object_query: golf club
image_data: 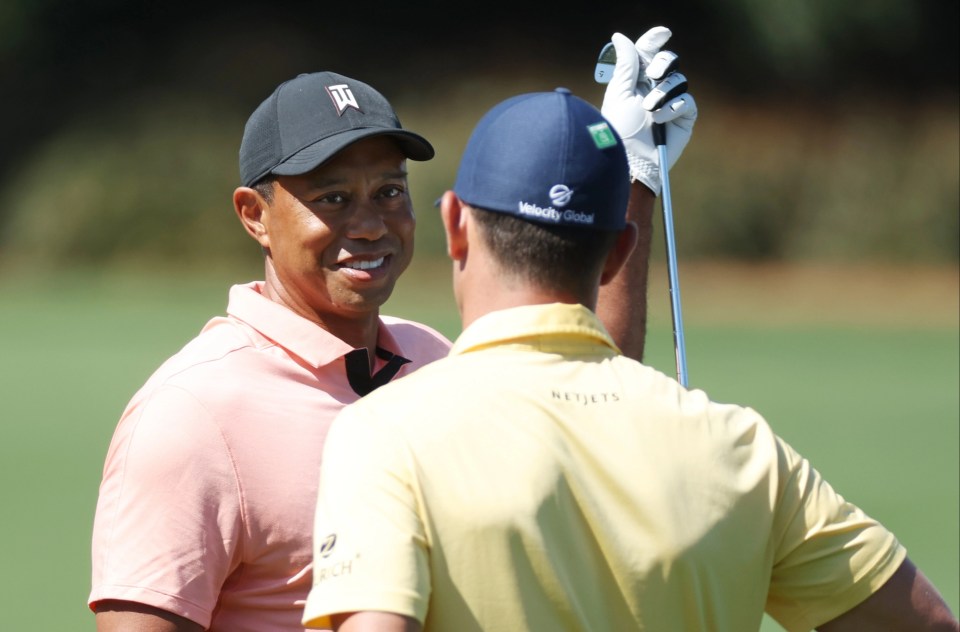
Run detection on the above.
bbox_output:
[595,41,689,386]
[654,122,688,386]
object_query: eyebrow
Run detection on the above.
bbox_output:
[307,168,410,189]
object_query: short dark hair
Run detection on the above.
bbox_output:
[252,175,277,203]
[470,207,619,295]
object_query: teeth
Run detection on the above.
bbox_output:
[344,257,385,271]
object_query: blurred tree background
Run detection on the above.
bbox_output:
[0,0,956,273]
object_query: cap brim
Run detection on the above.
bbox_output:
[271,128,435,177]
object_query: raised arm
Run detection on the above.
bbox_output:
[597,181,655,361]
[594,27,697,361]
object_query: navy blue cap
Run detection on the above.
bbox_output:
[453,88,629,231]
[239,71,434,187]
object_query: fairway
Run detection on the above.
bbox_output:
[0,263,956,630]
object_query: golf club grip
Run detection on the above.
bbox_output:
[653,122,667,147]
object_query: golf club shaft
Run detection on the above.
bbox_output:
[654,123,689,387]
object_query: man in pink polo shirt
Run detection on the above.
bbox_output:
[89,28,697,631]
[89,71,454,632]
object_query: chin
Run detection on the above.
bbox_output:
[338,286,397,315]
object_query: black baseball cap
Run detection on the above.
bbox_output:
[239,71,435,187]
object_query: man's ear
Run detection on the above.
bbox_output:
[439,190,470,262]
[233,186,270,249]
[600,221,639,286]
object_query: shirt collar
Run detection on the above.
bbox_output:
[226,281,403,369]
[450,303,620,357]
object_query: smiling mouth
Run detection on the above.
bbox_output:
[341,256,386,271]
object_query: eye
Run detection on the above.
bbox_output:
[315,192,348,205]
[379,184,405,199]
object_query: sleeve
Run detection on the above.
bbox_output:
[89,385,243,628]
[302,404,430,629]
[765,434,907,632]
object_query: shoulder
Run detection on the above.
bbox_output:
[173,308,311,375]
[122,315,276,417]
[380,314,453,344]
[609,355,779,455]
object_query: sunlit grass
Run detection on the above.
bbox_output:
[1,266,955,629]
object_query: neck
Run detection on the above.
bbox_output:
[260,273,381,353]
[459,277,594,331]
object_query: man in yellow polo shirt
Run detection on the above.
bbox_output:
[302,42,958,632]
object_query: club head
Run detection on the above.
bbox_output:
[594,42,616,84]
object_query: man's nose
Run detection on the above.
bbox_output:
[345,201,388,240]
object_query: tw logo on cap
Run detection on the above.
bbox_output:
[326,84,361,116]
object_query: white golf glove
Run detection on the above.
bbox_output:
[601,27,697,196]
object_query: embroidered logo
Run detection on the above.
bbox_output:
[587,122,617,149]
[326,84,360,116]
[318,533,337,558]
[517,200,594,226]
[549,184,573,207]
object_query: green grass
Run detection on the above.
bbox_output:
[0,268,956,630]
[667,326,960,631]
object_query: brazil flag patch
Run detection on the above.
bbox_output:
[587,122,617,149]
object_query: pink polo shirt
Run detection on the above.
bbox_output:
[89,281,452,631]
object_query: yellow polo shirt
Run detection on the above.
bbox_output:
[303,303,905,632]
